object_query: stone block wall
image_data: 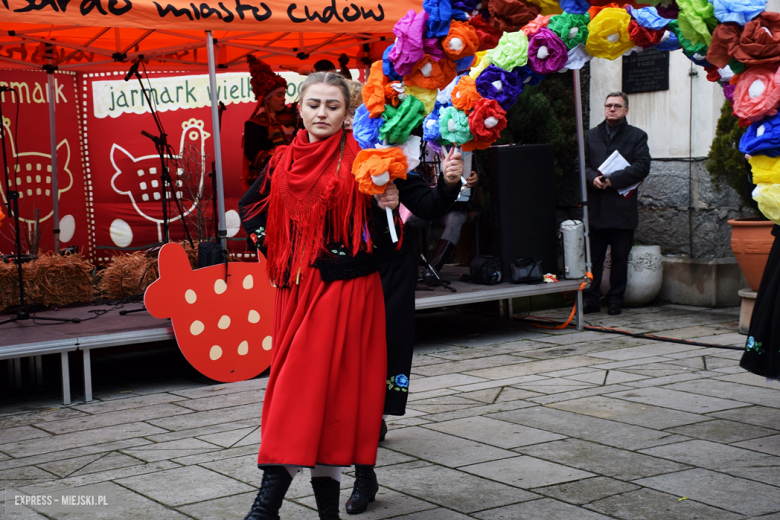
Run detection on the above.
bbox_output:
[635,159,756,258]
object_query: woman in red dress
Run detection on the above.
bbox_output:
[238,72,398,520]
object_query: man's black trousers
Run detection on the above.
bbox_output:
[584,228,635,306]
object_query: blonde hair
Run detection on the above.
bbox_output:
[346,80,363,111]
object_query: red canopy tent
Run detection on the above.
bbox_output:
[0,0,416,253]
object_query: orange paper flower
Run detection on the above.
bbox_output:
[451,76,483,114]
[443,21,481,61]
[352,148,409,196]
[522,14,554,36]
[403,55,457,90]
[384,82,403,107]
[363,61,388,118]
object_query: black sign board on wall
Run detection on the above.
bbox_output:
[622,49,670,94]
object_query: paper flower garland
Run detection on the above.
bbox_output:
[475,64,524,109]
[528,28,570,73]
[733,65,780,122]
[740,113,780,156]
[353,104,384,149]
[389,10,429,76]
[548,12,591,49]
[443,21,481,60]
[352,148,409,196]
[380,95,427,144]
[439,105,474,144]
[452,75,483,113]
[488,30,531,70]
[585,8,635,60]
[710,0,766,25]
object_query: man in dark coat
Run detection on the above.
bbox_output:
[583,91,651,315]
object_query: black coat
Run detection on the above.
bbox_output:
[581,119,651,230]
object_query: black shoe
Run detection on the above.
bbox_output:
[430,239,456,272]
[608,303,622,315]
[346,465,379,515]
[311,476,342,520]
[244,466,293,520]
[379,419,388,442]
[583,302,600,314]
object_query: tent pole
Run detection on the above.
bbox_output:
[573,68,592,331]
[206,31,227,252]
[46,66,60,253]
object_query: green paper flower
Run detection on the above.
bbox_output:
[487,30,530,72]
[380,95,427,145]
[548,12,591,50]
[669,19,710,59]
[677,0,718,46]
[439,106,474,146]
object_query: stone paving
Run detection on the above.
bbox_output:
[2,303,780,519]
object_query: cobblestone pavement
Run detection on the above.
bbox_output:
[2,304,779,519]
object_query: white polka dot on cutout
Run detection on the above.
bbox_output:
[238,341,249,356]
[218,315,231,329]
[190,320,205,335]
[262,336,273,351]
[210,345,223,360]
[214,279,227,294]
[243,275,254,289]
[248,310,260,323]
[185,289,197,304]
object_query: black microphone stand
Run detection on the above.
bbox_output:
[0,87,80,326]
[120,61,194,315]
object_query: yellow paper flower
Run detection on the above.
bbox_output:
[585,7,634,60]
[753,182,780,224]
[526,0,563,16]
[749,155,780,185]
[404,86,438,115]
[469,51,492,79]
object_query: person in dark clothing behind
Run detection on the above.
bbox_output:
[345,144,462,514]
[581,91,651,316]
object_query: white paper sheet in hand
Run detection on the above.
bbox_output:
[598,150,640,198]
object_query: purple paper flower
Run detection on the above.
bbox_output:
[527,28,569,75]
[656,1,681,19]
[389,10,429,76]
[724,83,736,103]
[475,65,524,111]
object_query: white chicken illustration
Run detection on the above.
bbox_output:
[110,118,211,242]
[0,116,73,235]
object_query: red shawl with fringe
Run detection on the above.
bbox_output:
[263,128,371,286]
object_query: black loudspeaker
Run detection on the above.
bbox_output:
[488,143,558,279]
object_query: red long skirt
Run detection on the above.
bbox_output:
[257,269,387,468]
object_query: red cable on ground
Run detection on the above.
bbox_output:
[532,272,592,330]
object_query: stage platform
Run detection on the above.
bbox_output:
[0,266,585,405]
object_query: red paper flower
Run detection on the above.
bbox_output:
[469,14,503,52]
[628,20,665,48]
[468,98,508,144]
[733,65,780,122]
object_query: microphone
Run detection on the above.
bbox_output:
[140,130,162,145]
[124,60,140,82]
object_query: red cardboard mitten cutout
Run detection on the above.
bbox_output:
[145,243,275,382]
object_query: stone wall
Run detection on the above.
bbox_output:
[635,159,756,258]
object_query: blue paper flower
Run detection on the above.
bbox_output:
[559,0,590,15]
[655,30,681,51]
[515,65,546,87]
[423,106,443,143]
[630,6,671,29]
[475,65,524,111]
[710,0,766,25]
[383,45,402,82]
[456,55,475,73]
[740,113,780,157]
[395,374,410,388]
[353,104,383,150]
[424,0,464,38]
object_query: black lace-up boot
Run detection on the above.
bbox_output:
[311,476,342,519]
[244,466,293,520]
[345,465,378,514]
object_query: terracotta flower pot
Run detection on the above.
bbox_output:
[728,218,775,291]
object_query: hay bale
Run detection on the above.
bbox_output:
[0,254,95,311]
